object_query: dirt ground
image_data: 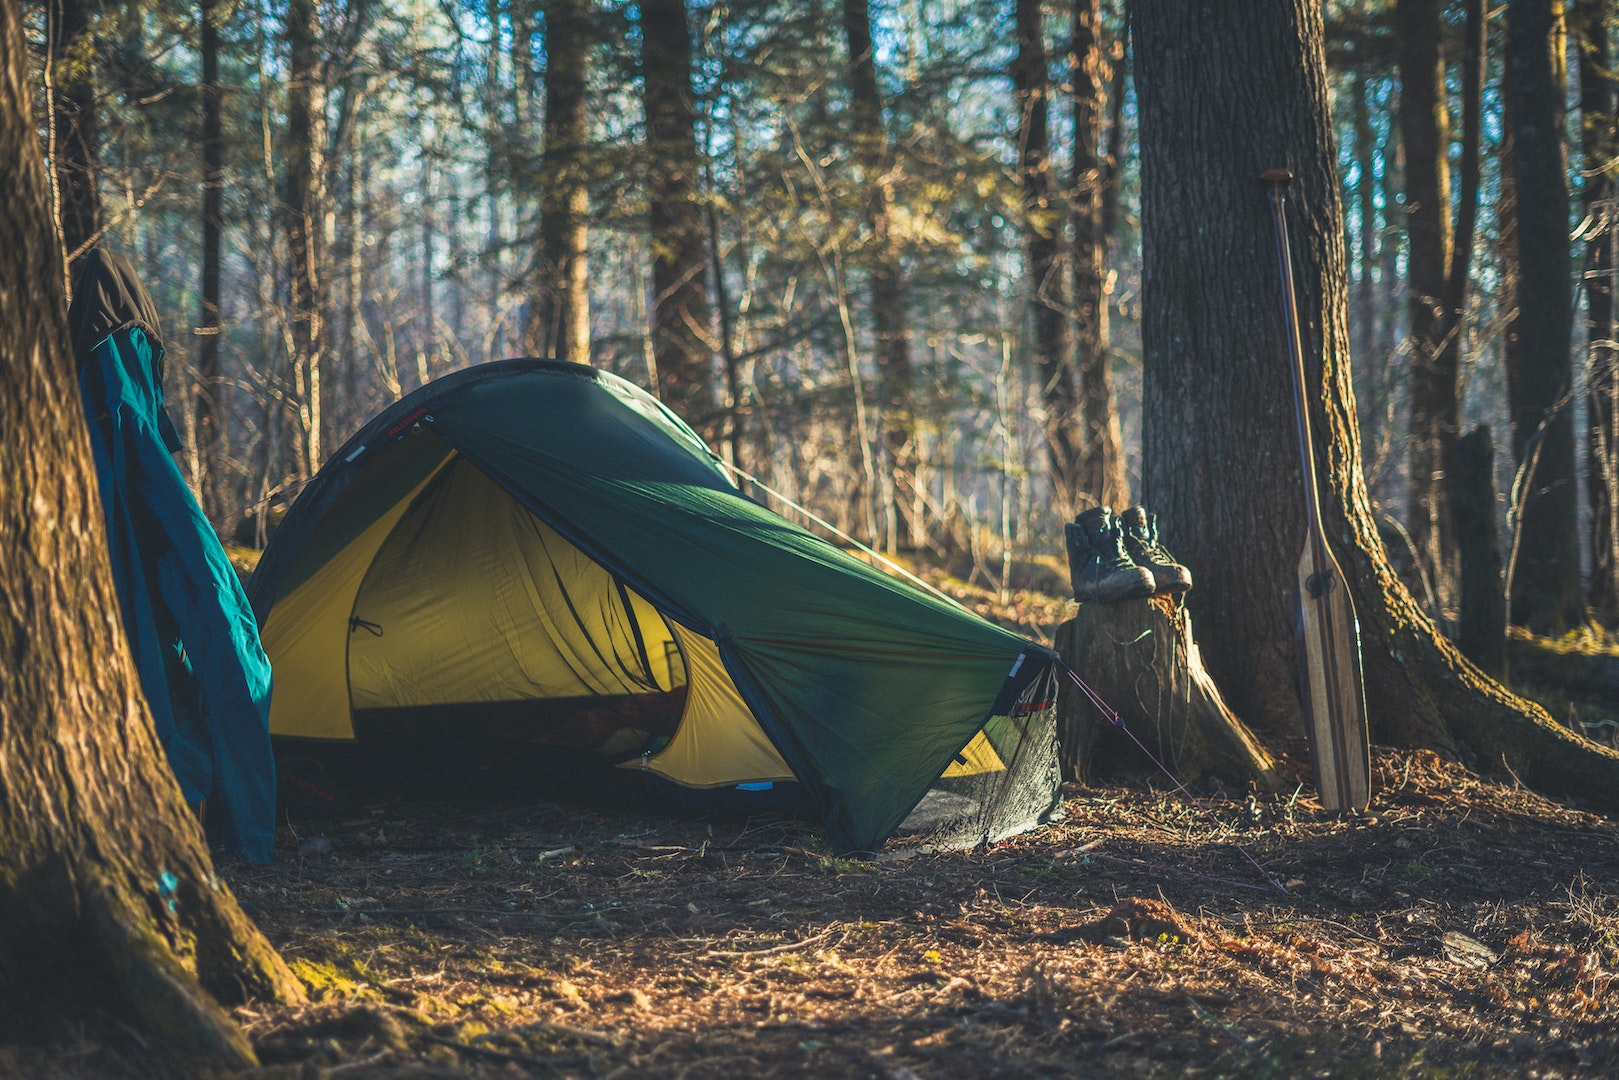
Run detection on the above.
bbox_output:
[3,743,1615,1079]
[8,580,1619,1078]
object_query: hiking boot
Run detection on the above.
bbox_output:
[1066,507,1156,603]
[1119,505,1193,596]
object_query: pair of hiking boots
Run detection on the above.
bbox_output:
[1065,506,1193,604]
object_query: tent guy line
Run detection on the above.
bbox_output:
[716,457,976,616]
[1061,663,1290,896]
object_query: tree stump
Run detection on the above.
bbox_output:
[1055,597,1280,791]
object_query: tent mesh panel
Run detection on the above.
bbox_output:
[888,664,1063,853]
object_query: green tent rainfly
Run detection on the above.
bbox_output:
[248,359,1062,853]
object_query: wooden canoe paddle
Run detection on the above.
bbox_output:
[1262,167,1372,813]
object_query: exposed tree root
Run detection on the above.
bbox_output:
[86,880,257,1067]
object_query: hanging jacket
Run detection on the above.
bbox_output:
[70,247,276,862]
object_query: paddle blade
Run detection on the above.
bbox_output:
[1295,540,1372,811]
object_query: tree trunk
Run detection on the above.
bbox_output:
[1350,65,1397,494]
[1071,0,1129,512]
[1133,0,1619,812]
[1454,424,1508,678]
[1505,0,1583,635]
[419,150,435,389]
[528,0,592,366]
[513,0,538,118]
[1441,0,1487,618]
[48,0,100,285]
[1055,602,1278,791]
[1578,0,1619,618]
[322,0,372,453]
[843,0,917,548]
[195,0,225,523]
[642,0,716,438]
[284,0,328,476]
[0,0,303,1056]
[1350,66,1378,383]
[1396,0,1461,617]
[1448,0,1485,358]
[1014,0,1081,517]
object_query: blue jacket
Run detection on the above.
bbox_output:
[71,248,275,862]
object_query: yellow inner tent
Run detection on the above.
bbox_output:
[259,452,1001,788]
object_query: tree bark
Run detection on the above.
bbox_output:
[48,0,100,284]
[284,0,328,477]
[1014,0,1082,516]
[642,0,716,439]
[1071,0,1129,512]
[1505,0,1584,635]
[528,0,592,366]
[843,0,917,548]
[1396,0,1461,616]
[1133,0,1619,812]
[0,0,302,1056]
[1577,0,1619,618]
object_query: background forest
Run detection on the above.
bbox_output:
[36,0,1609,644]
[17,2,1619,1074]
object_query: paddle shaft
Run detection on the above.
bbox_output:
[1262,168,1371,812]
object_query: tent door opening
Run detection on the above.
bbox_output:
[347,456,689,760]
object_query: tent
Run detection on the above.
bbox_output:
[248,360,1061,853]
[71,248,276,862]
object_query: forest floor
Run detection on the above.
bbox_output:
[10,578,1619,1078]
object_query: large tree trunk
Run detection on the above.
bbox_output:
[1071,0,1129,512]
[1014,0,1082,516]
[642,0,716,438]
[1578,0,1619,619]
[0,0,302,1057]
[1396,0,1461,617]
[195,0,225,523]
[843,0,917,549]
[47,0,100,285]
[1505,0,1584,635]
[528,0,592,366]
[1133,0,1619,811]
